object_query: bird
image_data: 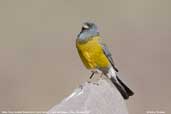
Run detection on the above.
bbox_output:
[76,22,134,99]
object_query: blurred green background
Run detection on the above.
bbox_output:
[0,0,170,114]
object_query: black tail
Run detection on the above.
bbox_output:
[110,76,134,100]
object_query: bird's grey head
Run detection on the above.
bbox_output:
[77,22,99,42]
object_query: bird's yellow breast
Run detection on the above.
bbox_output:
[76,36,110,69]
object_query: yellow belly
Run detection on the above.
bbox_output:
[76,36,110,69]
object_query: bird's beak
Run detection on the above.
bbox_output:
[82,24,89,29]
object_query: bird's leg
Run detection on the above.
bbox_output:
[89,72,95,79]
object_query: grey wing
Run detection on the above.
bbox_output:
[101,43,119,72]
